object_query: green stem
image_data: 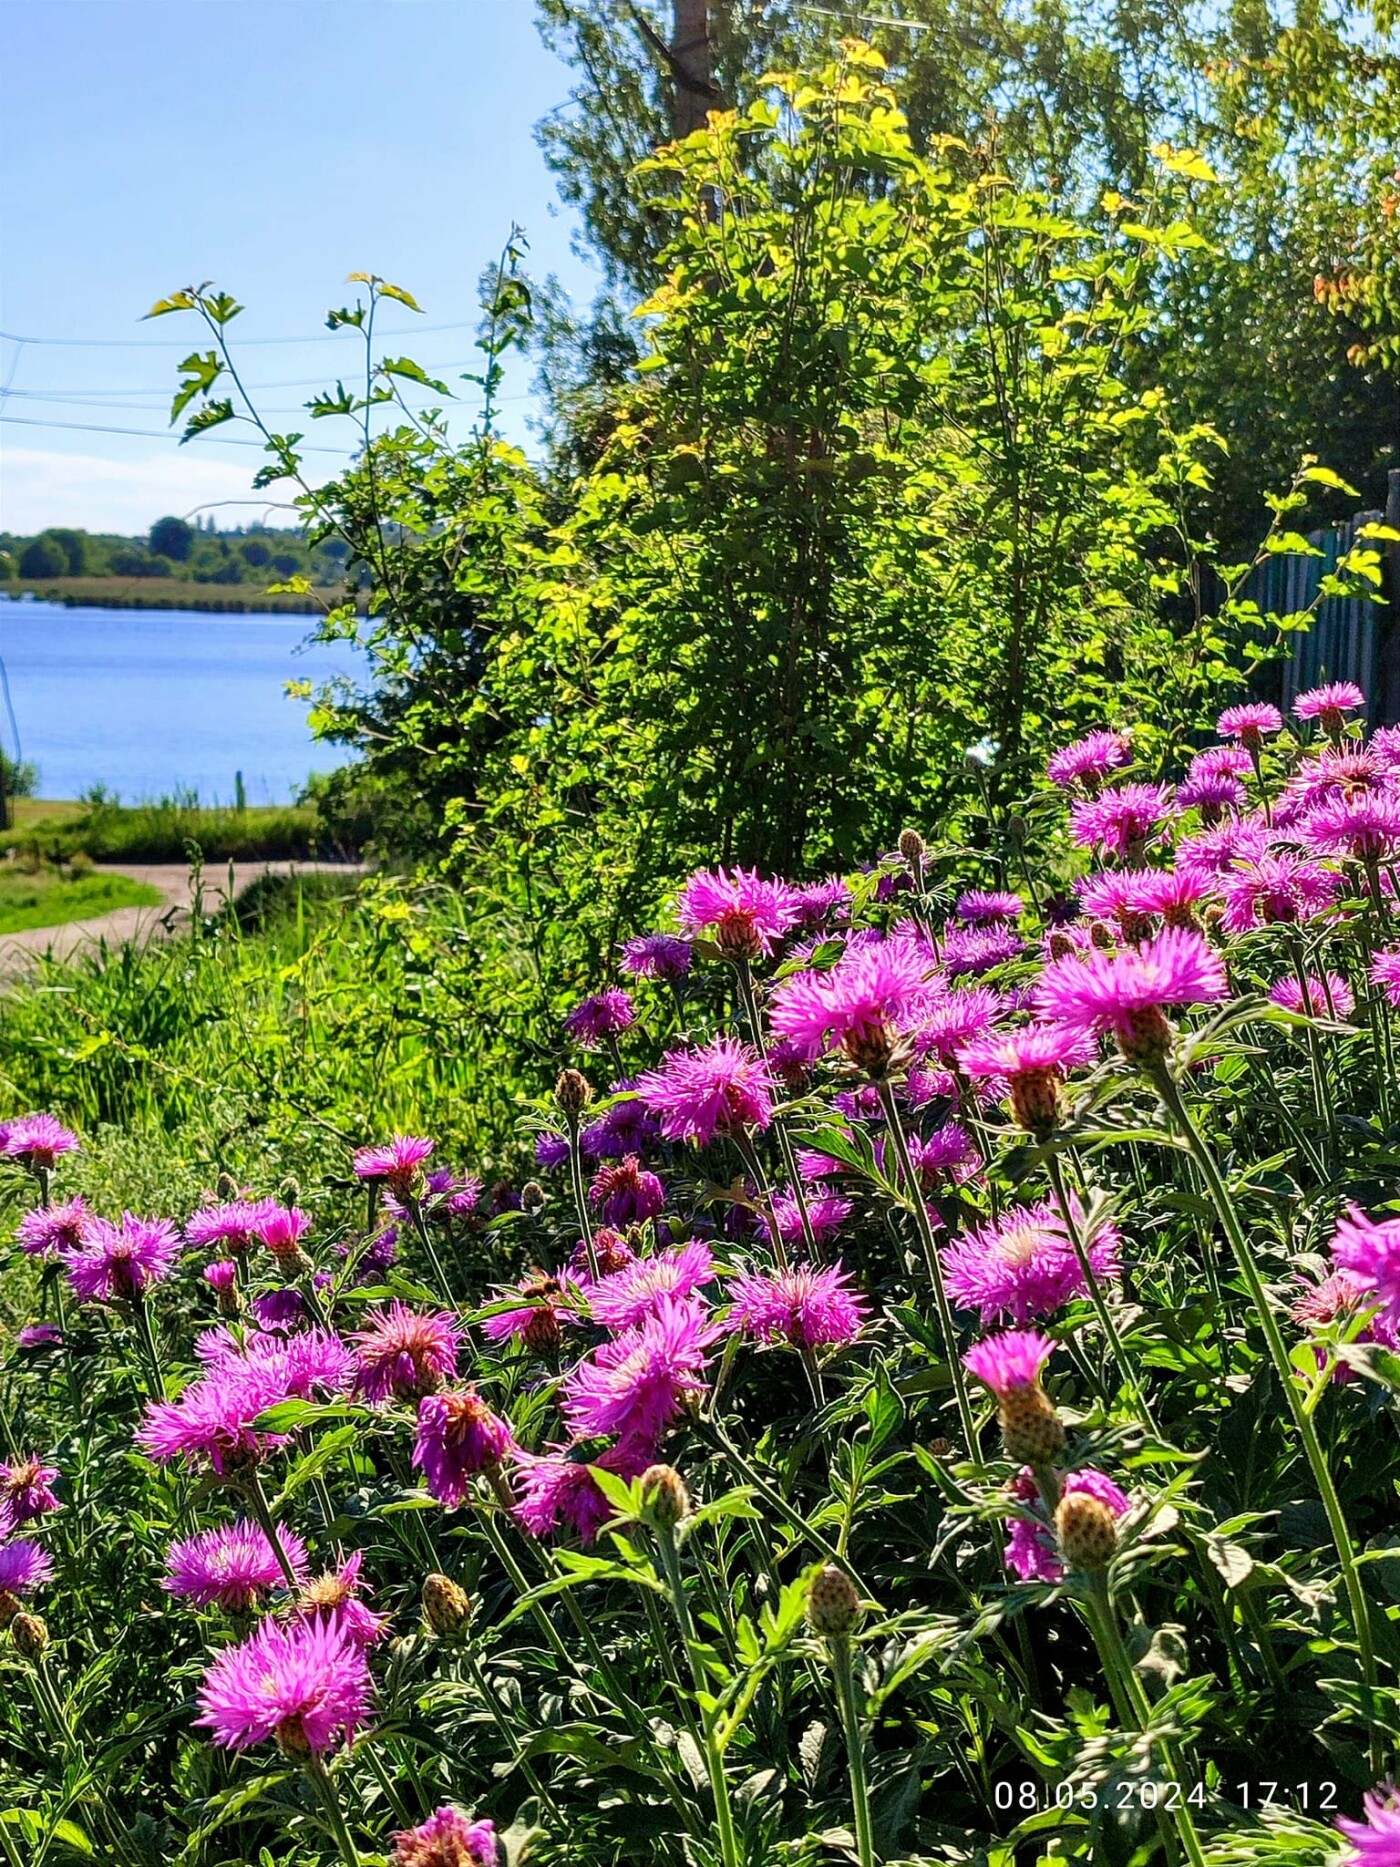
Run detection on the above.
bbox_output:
[565,1116,599,1282]
[461,1645,560,1816]
[244,1470,301,1589]
[406,1197,457,1307]
[304,1756,362,1867]
[735,956,821,1262]
[656,1527,741,1867]
[1150,1061,1379,1773]
[1044,1153,1156,1432]
[876,1082,979,1453]
[696,1415,867,1595]
[828,1635,878,1867]
[130,1292,166,1401]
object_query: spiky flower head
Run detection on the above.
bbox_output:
[292,1551,389,1650]
[588,1154,665,1228]
[353,1135,435,1200]
[512,1440,651,1545]
[1371,949,1400,1010]
[481,1271,580,1353]
[163,1520,309,1612]
[769,939,936,1075]
[943,1199,1120,1327]
[413,1389,516,1506]
[1294,680,1364,735]
[964,1330,1063,1465]
[621,933,693,981]
[1336,1784,1400,1865]
[957,1023,1094,1140]
[185,1200,267,1256]
[64,1213,178,1304]
[561,1296,719,1444]
[807,1564,861,1638]
[728,1262,868,1350]
[195,1615,372,1757]
[1046,731,1132,793]
[16,1197,91,1259]
[676,866,802,961]
[1069,784,1175,863]
[1004,1468,1129,1583]
[392,1808,499,1867]
[1218,851,1339,933]
[252,1202,313,1269]
[564,989,637,1050]
[353,1302,461,1403]
[0,1458,60,1533]
[3,1114,79,1172]
[1330,1206,1400,1329]
[0,1539,54,1619]
[1217,701,1283,747]
[1035,927,1228,1063]
[955,890,1023,925]
[589,1242,715,1332]
[1268,973,1355,1019]
[636,1037,774,1145]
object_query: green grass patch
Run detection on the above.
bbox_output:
[1,798,335,863]
[0,864,162,934]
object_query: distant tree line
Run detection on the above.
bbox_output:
[0,522,353,589]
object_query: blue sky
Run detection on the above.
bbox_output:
[0,0,597,535]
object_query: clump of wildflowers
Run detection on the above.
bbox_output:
[195,1616,371,1756]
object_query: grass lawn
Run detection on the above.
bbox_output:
[0,864,162,935]
[1,798,326,863]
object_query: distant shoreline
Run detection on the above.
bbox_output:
[3,579,364,615]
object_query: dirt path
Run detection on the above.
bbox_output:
[0,861,364,972]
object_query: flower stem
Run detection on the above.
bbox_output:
[1150,1060,1379,1772]
[406,1197,457,1308]
[655,1524,741,1867]
[304,1756,361,1867]
[244,1470,301,1589]
[1043,1153,1156,1433]
[735,956,821,1262]
[876,1083,978,1454]
[564,1115,599,1282]
[827,1633,878,1867]
[129,1292,166,1401]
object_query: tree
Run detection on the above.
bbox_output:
[240,539,271,568]
[149,515,194,561]
[19,536,66,579]
[46,528,90,575]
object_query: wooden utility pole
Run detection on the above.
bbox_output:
[629,1,723,140]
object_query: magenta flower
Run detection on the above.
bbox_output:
[1331,1206,1400,1328]
[0,1538,53,1600]
[16,1197,91,1259]
[676,866,802,959]
[64,1213,178,1304]
[561,1296,719,1443]
[581,1087,662,1161]
[769,939,936,1068]
[1069,784,1175,862]
[964,1328,1056,1398]
[1078,870,1156,934]
[252,1202,313,1264]
[1190,744,1253,781]
[621,933,693,981]
[1337,1785,1400,1865]
[1218,850,1340,932]
[1268,973,1354,1019]
[353,1302,461,1403]
[196,1615,371,1755]
[353,1135,435,1200]
[204,1260,238,1294]
[0,1458,60,1533]
[728,1261,868,1349]
[185,1201,267,1255]
[636,1037,774,1145]
[1175,819,1271,883]
[904,1121,979,1183]
[1295,680,1365,731]
[956,890,1023,925]
[564,988,637,1050]
[1127,869,1216,929]
[163,1520,309,1611]
[1035,927,1228,1061]
[758,1184,852,1250]
[944,1199,1120,1326]
[481,1271,580,1353]
[940,924,1024,977]
[293,1551,389,1650]
[1292,1269,1395,1383]
[1217,702,1283,746]
[1371,949,1400,1009]
[1177,768,1246,817]
[1286,749,1388,811]
[589,1242,716,1331]
[3,1114,78,1171]
[392,1807,498,1867]
[251,1289,308,1333]
[416,1168,483,1221]
[791,877,853,927]
[512,1440,651,1544]
[1004,1468,1129,1584]
[1374,727,1400,770]
[15,1324,63,1350]
[1303,791,1400,863]
[1046,731,1132,791]
[917,986,1003,1064]
[958,1023,1095,1084]
[138,1332,349,1474]
[413,1389,516,1505]
[535,1131,570,1170]
[588,1154,665,1227]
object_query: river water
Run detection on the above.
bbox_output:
[0,601,364,804]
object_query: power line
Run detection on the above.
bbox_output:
[0,320,481,351]
[0,413,353,455]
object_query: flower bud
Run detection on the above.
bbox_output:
[277,1177,301,1208]
[556,1069,593,1118]
[998,1383,1066,1467]
[898,828,927,868]
[1008,1068,1062,1142]
[0,1590,20,1630]
[1117,1004,1174,1066]
[519,1180,546,1215]
[807,1563,861,1639]
[11,1612,47,1660]
[422,1571,472,1640]
[1054,1491,1120,1570]
[1047,930,1078,962]
[714,911,763,964]
[215,1171,239,1201]
[639,1464,690,1530]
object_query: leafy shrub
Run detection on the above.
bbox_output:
[7,682,1400,1862]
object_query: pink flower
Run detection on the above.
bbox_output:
[204,1260,238,1294]
[292,1551,389,1650]
[564,989,637,1049]
[64,1213,178,1304]
[1217,702,1283,746]
[481,1271,581,1353]
[958,1022,1094,1084]
[963,1328,1056,1398]
[940,924,1024,977]
[1046,731,1132,791]
[1218,851,1339,932]
[728,1261,868,1349]
[353,1303,461,1403]
[955,890,1023,925]
[1337,1784,1400,1865]
[1004,1468,1129,1584]
[917,986,1003,1064]
[195,1616,372,1755]
[588,1154,665,1227]
[1291,1269,1395,1383]
[163,1520,309,1611]
[621,933,693,980]
[0,1457,60,1533]
[1331,1206,1400,1328]
[253,1202,313,1264]
[0,1539,53,1599]
[1189,744,1253,781]
[589,1242,715,1331]
[16,1324,62,1350]
[1286,749,1389,811]
[758,1184,852,1249]
[1303,791,1400,862]
[1268,973,1354,1019]
[769,939,937,1067]
[1371,949,1400,1009]
[138,1332,350,1473]
[791,877,853,927]
[1295,680,1365,730]
[16,1197,91,1258]
[413,1389,516,1505]
[560,1296,719,1443]
[1177,768,1246,816]
[1175,819,1271,883]
[392,1808,498,1867]
[636,1037,774,1144]
[3,1114,78,1171]
[943,1199,1120,1327]
[185,1201,267,1255]
[1078,870,1158,934]
[353,1135,435,1199]
[1069,784,1175,862]
[1034,927,1228,1061]
[512,1440,651,1544]
[676,867,802,959]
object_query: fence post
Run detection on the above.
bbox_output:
[1375,471,1400,727]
